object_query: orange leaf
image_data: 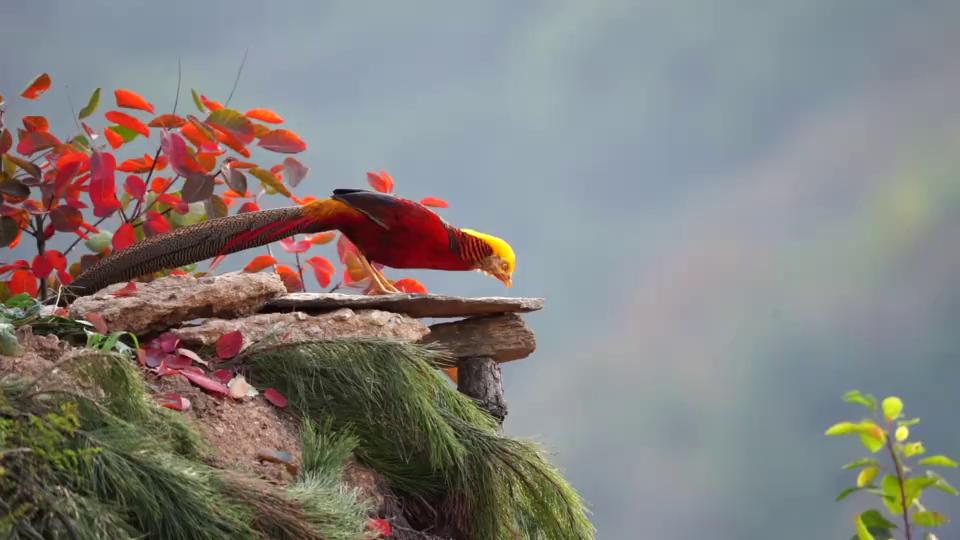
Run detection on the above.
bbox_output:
[228,160,256,169]
[200,95,223,111]
[243,254,277,273]
[306,255,335,276]
[114,88,155,114]
[21,73,51,99]
[257,129,306,154]
[420,197,448,208]
[105,111,150,137]
[151,177,173,194]
[275,264,303,293]
[245,108,284,124]
[442,367,458,384]
[104,128,124,149]
[148,114,186,128]
[393,278,428,294]
[22,116,49,132]
[112,223,136,251]
[307,231,335,245]
[366,170,394,193]
[195,152,218,172]
[179,122,213,147]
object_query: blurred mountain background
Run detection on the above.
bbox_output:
[4,1,960,538]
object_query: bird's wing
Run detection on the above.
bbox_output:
[330,189,429,230]
[331,188,461,251]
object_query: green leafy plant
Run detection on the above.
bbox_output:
[826,390,958,540]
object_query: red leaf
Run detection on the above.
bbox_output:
[306,256,334,288]
[257,129,306,153]
[245,108,284,123]
[166,353,193,370]
[366,170,394,193]
[216,330,244,359]
[31,254,54,279]
[212,369,233,384]
[263,388,288,408]
[105,111,150,137]
[237,201,260,214]
[420,196,448,208]
[275,265,303,293]
[8,269,38,296]
[279,236,311,254]
[154,392,191,411]
[124,175,146,199]
[111,281,138,297]
[161,131,203,177]
[112,223,135,251]
[50,206,83,232]
[89,151,122,218]
[154,331,180,353]
[145,211,172,235]
[367,518,392,536]
[16,131,60,155]
[21,73,51,99]
[85,312,109,334]
[393,278,428,294]
[243,255,277,273]
[0,129,12,154]
[114,89,155,114]
[22,116,49,132]
[180,370,231,396]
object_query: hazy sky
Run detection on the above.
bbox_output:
[5,2,960,538]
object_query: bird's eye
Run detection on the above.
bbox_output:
[500,261,509,271]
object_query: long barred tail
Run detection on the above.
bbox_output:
[62,205,334,304]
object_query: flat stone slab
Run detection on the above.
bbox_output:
[262,293,544,319]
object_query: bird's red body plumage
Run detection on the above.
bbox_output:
[308,189,485,271]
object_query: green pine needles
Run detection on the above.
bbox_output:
[0,351,373,539]
[244,338,596,540]
[1,334,595,539]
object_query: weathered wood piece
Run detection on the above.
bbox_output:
[420,313,536,364]
[419,313,535,425]
[263,292,544,319]
[457,356,507,424]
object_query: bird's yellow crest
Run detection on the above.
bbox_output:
[460,228,515,287]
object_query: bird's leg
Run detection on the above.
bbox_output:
[357,252,401,295]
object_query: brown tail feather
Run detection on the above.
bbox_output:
[62,206,332,304]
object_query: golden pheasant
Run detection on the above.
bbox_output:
[65,188,515,301]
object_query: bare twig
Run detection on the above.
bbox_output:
[224,47,250,107]
[886,433,913,540]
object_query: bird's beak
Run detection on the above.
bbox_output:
[497,274,512,288]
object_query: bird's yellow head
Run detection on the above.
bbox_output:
[460,228,515,288]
